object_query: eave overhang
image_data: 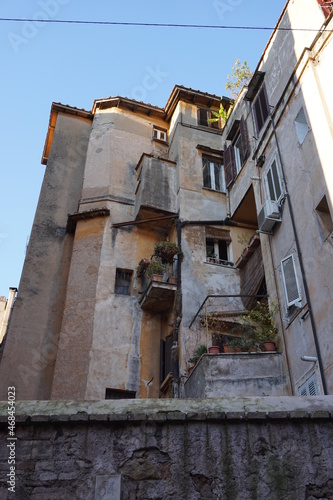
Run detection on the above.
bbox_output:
[41,103,92,165]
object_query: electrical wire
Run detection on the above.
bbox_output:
[0,18,331,32]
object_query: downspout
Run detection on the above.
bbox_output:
[270,113,327,395]
[171,218,182,398]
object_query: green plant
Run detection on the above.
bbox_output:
[146,260,166,278]
[136,258,150,279]
[225,58,253,99]
[243,301,278,343]
[207,103,232,129]
[189,344,207,365]
[237,231,250,247]
[226,301,278,352]
[154,241,182,263]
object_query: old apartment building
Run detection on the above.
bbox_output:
[0,0,332,401]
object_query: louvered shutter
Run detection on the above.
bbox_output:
[281,254,302,308]
[224,144,236,188]
[239,116,250,161]
[298,374,319,396]
[317,0,333,18]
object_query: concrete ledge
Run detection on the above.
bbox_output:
[0,397,332,424]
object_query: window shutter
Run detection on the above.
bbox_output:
[224,144,236,188]
[198,108,209,127]
[281,255,302,307]
[239,116,250,160]
[317,0,333,18]
[298,374,319,396]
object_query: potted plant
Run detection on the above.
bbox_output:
[189,344,207,366]
[207,251,217,263]
[235,302,278,352]
[208,345,220,354]
[223,336,247,353]
[136,258,150,279]
[154,241,182,264]
[146,260,166,281]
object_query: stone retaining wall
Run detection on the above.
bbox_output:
[0,397,333,499]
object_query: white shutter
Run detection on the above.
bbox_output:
[298,374,319,396]
[281,254,302,308]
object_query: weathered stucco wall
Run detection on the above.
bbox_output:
[0,398,332,499]
[185,353,289,398]
[0,113,92,401]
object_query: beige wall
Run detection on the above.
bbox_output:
[0,113,92,400]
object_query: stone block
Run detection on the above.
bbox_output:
[95,474,121,500]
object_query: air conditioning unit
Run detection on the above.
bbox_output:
[258,200,281,232]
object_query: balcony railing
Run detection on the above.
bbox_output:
[206,256,234,267]
[139,258,177,312]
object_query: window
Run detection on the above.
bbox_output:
[281,254,302,308]
[203,157,225,192]
[160,334,173,383]
[205,228,233,266]
[265,157,283,203]
[317,0,333,18]
[298,374,319,396]
[224,116,249,187]
[105,388,136,399]
[153,126,167,142]
[315,195,333,240]
[115,269,133,295]
[197,108,221,129]
[295,107,310,144]
[234,133,245,175]
[253,84,269,134]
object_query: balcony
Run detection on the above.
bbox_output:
[134,154,177,224]
[184,351,289,398]
[138,259,177,312]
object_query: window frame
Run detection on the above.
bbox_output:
[265,156,283,203]
[253,83,270,135]
[115,268,133,296]
[153,126,168,142]
[202,156,225,193]
[280,254,302,309]
[197,108,221,129]
[206,237,233,266]
[295,107,310,145]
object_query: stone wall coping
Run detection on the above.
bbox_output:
[0,397,332,424]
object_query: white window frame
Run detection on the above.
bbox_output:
[203,157,225,193]
[281,254,302,308]
[206,238,232,265]
[298,374,319,396]
[153,127,167,142]
[265,156,283,203]
[233,133,244,175]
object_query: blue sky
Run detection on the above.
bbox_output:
[0,0,287,297]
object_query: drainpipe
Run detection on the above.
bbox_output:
[270,113,327,395]
[171,218,182,397]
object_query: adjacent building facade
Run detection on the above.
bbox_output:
[0,0,332,400]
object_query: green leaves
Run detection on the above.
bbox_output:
[225,58,253,99]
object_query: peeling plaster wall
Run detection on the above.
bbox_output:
[0,113,92,401]
[0,398,332,500]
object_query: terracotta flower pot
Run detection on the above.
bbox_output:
[223,345,241,353]
[263,340,276,352]
[152,274,163,282]
[208,346,220,354]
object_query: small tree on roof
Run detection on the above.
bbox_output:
[225,59,253,99]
